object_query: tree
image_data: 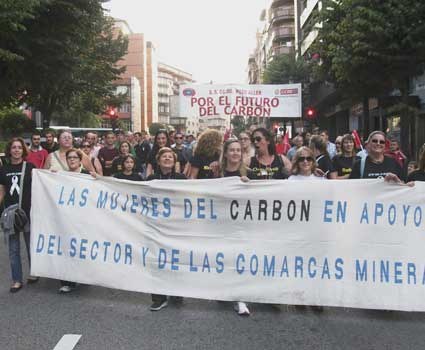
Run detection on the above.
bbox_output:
[263,54,311,85]
[0,0,41,63]
[0,0,128,127]
[0,107,35,137]
[315,0,425,152]
[149,123,167,136]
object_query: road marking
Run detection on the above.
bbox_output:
[53,334,82,350]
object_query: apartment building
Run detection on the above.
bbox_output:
[248,0,296,84]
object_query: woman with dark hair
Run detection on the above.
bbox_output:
[332,134,360,179]
[0,137,36,292]
[249,127,291,180]
[113,155,143,181]
[146,147,186,311]
[44,130,94,172]
[289,147,324,181]
[189,129,223,179]
[146,130,171,177]
[309,135,337,179]
[111,141,140,176]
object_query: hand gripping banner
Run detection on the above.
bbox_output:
[31,170,425,311]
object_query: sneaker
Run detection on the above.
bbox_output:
[150,299,168,311]
[234,302,250,316]
[59,285,72,293]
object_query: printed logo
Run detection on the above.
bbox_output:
[183,88,196,97]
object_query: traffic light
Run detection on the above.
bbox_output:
[305,107,316,119]
[106,108,118,130]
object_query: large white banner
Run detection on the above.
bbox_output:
[179,84,302,119]
[31,170,425,311]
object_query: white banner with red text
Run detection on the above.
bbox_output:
[31,170,425,311]
[179,83,302,119]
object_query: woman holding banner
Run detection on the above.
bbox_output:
[288,147,324,181]
[57,148,96,293]
[146,130,172,178]
[146,147,186,311]
[349,131,403,181]
[249,128,291,180]
[407,144,425,182]
[332,134,360,179]
[220,138,251,315]
[0,137,36,293]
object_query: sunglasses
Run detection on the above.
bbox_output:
[298,156,314,162]
[82,144,91,148]
[175,136,183,139]
[252,136,263,143]
[371,139,386,145]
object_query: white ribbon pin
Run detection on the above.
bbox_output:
[10,175,20,196]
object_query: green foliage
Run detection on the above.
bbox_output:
[315,0,425,98]
[230,115,256,136]
[263,54,311,85]
[0,0,41,62]
[149,123,167,136]
[0,0,128,126]
[0,108,35,137]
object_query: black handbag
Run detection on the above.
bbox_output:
[14,162,29,232]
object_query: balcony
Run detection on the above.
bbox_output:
[270,7,294,23]
[272,45,294,56]
[271,26,295,41]
[272,0,293,6]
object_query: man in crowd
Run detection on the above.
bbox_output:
[85,132,101,159]
[41,130,59,154]
[320,129,336,159]
[97,132,119,176]
[26,132,49,168]
[172,132,188,173]
[385,138,407,169]
[286,135,304,161]
[134,130,151,176]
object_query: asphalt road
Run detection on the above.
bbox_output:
[1,236,425,350]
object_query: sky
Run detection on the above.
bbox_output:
[103,0,267,84]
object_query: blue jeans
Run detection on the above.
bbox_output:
[8,231,31,283]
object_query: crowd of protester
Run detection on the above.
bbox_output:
[0,126,424,316]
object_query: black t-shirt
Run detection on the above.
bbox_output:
[134,141,151,164]
[407,170,425,182]
[114,172,143,181]
[173,147,188,172]
[332,155,360,177]
[0,162,35,216]
[146,172,187,181]
[249,155,288,180]
[190,154,220,179]
[223,169,254,178]
[350,156,403,179]
[316,154,334,177]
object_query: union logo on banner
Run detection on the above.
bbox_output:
[182,88,196,97]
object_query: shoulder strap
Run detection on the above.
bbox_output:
[53,151,67,171]
[360,156,367,179]
[18,162,26,208]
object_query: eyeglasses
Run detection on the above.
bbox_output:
[252,136,263,143]
[67,156,80,160]
[298,156,314,162]
[371,139,386,145]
